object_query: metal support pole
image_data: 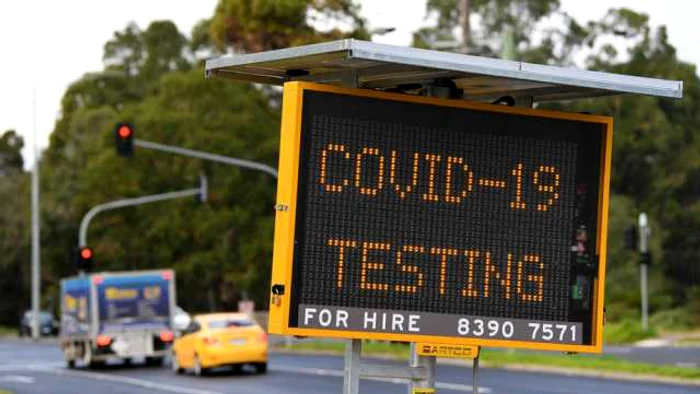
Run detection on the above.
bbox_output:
[473,349,480,393]
[30,88,40,339]
[343,339,361,394]
[641,264,649,330]
[134,139,278,179]
[79,181,206,248]
[638,212,650,330]
[408,343,435,393]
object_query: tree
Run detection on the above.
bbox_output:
[209,0,369,53]
[0,131,28,324]
[413,4,700,322]
[415,0,571,63]
[36,0,372,313]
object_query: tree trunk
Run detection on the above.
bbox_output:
[459,0,470,54]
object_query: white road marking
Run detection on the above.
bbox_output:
[0,362,63,371]
[0,375,36,384]
[38,368,224,394]
[0,364,222,394]
[271,364,492,393]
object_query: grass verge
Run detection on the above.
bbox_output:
[276,340,700,381]
[603,320,656,344]
[0,326,17,337]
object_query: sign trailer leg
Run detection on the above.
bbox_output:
[343,339,361,394]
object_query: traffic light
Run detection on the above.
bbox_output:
[624,225,638,251]
[76,246,94,272]
[114,123,134,157]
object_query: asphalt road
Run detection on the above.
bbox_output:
[603,345,700,368]
[0,339,698,394]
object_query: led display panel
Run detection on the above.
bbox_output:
[268,82,612,353]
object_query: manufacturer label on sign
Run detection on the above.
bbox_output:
[268,82,612,353]
[417,343,479,359]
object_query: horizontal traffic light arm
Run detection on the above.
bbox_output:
[78,184,205,247]
[133,139,278,179]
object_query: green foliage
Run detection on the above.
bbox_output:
[2,0,699,331]
[0,0,369,321]
[604,319,656,344]
[415,4,700,328]
[649,308,696,331]
[209,0,368,53]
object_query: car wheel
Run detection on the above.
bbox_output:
[193,355,206,377]
[171,353,183,374]
[254,362,267,374]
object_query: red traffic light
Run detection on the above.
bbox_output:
[114,123,134,157]
[117,125,133,139]
[80,247,93,260]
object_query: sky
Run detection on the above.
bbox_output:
[1,0,698,167]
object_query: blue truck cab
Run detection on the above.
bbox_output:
[60,269,176,368]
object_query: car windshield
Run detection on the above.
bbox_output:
[208,319,254,329]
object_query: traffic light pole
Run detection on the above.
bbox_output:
[78,175,207,248]
[133,139,278,179]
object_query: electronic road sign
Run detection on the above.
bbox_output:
[268,82,612,353]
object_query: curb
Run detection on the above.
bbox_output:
[270,347,700,387]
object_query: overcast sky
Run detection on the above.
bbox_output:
[1,0,697,166]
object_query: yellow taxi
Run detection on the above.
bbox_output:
[171,313,268,376]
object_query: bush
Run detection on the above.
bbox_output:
[649,308,695,331]
[604,319,656,344]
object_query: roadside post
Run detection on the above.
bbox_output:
[205,39,682,393]
[638,213,651,330]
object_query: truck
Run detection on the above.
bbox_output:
[59,269,176,368]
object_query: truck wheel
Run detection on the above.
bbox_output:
[83,345,104,369]
[171,353,183,374]
[146,356,164,367]
[66,359,76,369]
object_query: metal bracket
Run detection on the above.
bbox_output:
[341,69,359,89]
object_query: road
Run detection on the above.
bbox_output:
[0,339,697,394]
[603,345,700,368]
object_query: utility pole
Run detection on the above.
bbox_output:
[459,0,471,54]
[31,88,40,339]
[638,213,650,330]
